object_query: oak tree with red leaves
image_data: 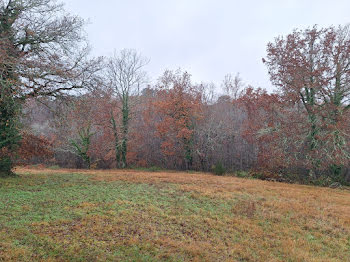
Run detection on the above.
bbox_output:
[264,25,350,179]
[155,70,202,170]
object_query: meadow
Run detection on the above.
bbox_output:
[0,167,349,261]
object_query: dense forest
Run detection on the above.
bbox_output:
[1,0,350,186]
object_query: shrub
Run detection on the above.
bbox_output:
[212,162,226,176]
[148,166,162,172]
[0,157,14,177]
[235,171,249,178]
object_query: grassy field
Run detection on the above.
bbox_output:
[0,168,349,261]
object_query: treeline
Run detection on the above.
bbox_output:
[22,69,257,173]
[22,49,350,185]
[1,1,350,185]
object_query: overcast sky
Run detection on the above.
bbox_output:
[63,0,350,92]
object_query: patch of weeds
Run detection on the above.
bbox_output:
[306,233,316,242]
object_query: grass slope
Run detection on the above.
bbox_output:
[0,167,349,261]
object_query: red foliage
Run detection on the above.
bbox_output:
[17,132,53,164]
[154,70,203,168]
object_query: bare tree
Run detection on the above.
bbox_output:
[0,0,102,97]
[107,49,149,168]
[222,73,244,99]
[198,82,216,104]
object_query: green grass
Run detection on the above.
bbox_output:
[0,172,232,261]
[0,169,349,261]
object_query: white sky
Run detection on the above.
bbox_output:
[63,0,350,92]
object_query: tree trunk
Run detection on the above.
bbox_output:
[0,84,21,176]
[121,96,129,168]
[111,113,121,168]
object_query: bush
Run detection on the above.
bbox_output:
[212,162,226,176]
[0,157,14,177]
[148,166,163,172]
[235,171,249,178]
[282,166,350,187]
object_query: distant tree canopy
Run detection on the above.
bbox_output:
[0,0,101,176]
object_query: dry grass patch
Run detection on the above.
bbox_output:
[3,167,350,261]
